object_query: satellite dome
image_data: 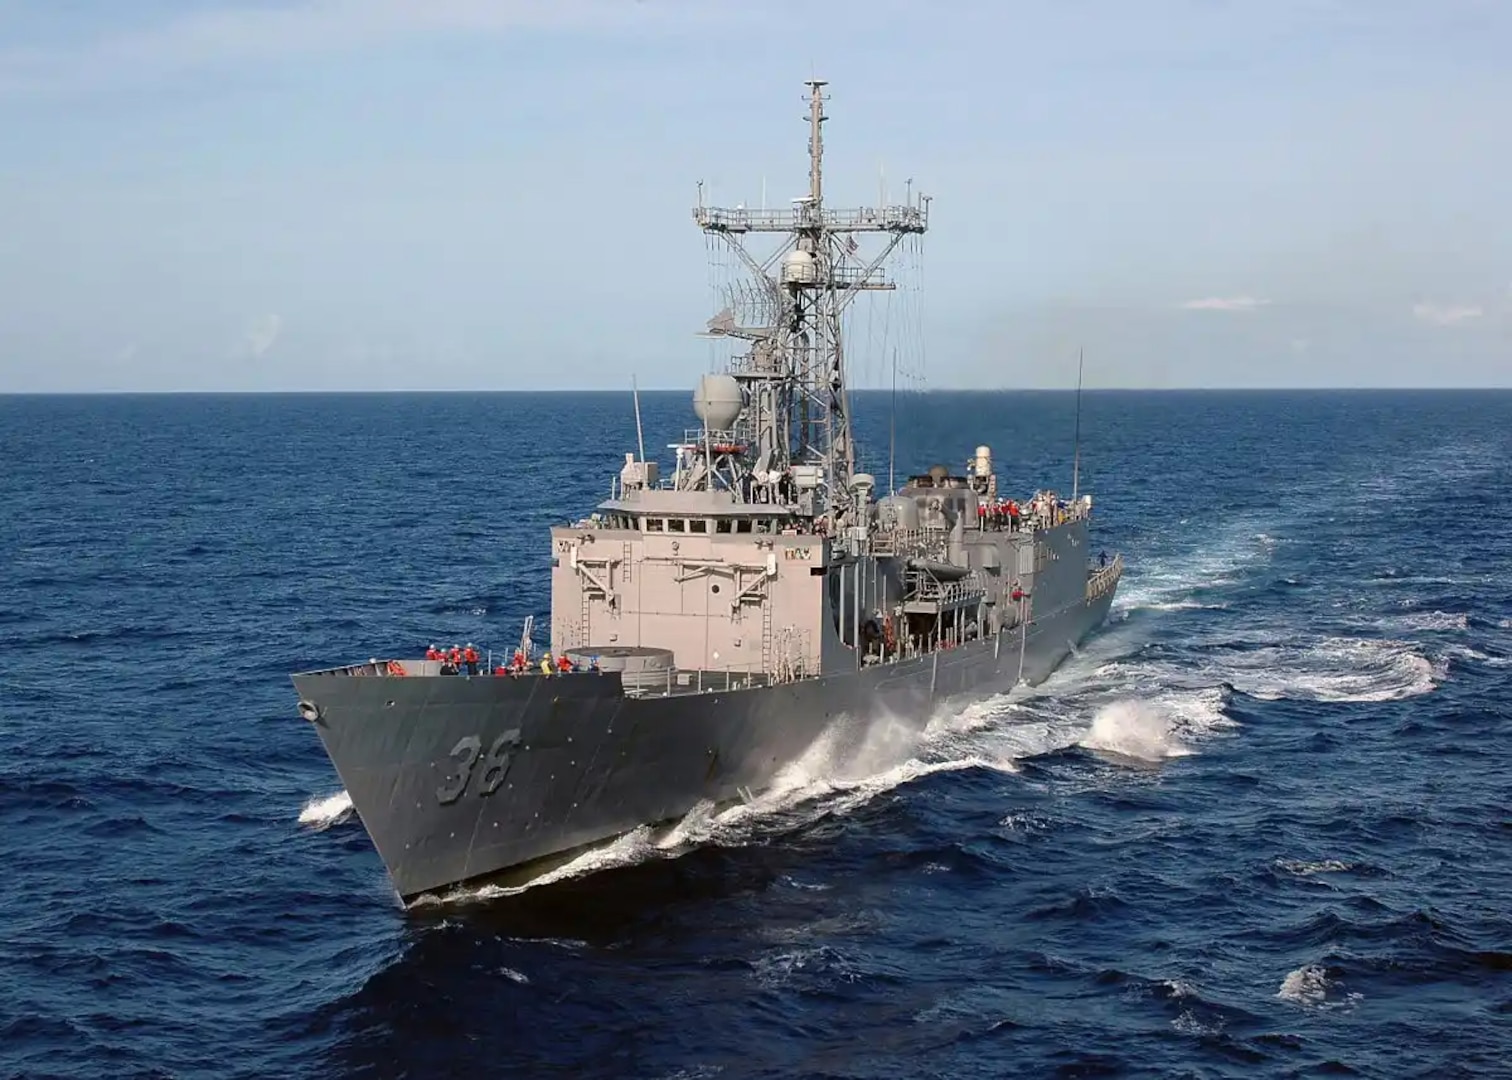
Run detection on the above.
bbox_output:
[780,249,819,285]
[692,373,743,431]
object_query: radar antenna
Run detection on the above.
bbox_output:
[694,80,929,522]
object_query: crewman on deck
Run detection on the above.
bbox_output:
[1008,500,1021,532]
[540,653,553,676]
[425,644,440,661]
[463,643,479,676]
[557,654,573,673]
[1011,580,1024,602]
[511,648,526,673]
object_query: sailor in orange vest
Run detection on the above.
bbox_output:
[556,653,573,673]
[463,643,479,676]
[425,644,440,661]
[511,648,526,673]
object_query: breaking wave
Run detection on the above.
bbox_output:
[1079,701,1194,760]
[298,790,354,830]
[1277,962,1362,1011]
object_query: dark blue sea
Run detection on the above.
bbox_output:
[2,389,1509,1080]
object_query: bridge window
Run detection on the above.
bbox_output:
[646,518,664,532]
[668,518,686,533]
[715,519,733,534]
[690,519,708,533]
[736,519,752,534]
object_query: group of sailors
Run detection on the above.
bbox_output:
[977,498,1023,531]
[740,468,797,506]
[424,643,595,677]
[426,643,480,675]
[977,492,1082,532]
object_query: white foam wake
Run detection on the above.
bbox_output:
[1378,610,1469,633]
[1233,637,1443,703]
[1113,518,1279,616]
[1079,700,1194,760]
[298,790,353,830]
[1096,633,1443,704]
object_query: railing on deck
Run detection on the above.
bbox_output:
[870,527,942,557]
[1087,553,1124,602]
[908,573,986,607]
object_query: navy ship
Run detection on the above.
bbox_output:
[292,81,1123,904]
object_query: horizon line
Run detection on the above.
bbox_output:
[2,385,1510,397]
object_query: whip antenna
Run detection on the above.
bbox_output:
[1072,347,1084,499]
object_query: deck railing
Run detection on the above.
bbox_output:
[1087,553,1124,601]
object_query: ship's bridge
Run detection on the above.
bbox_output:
[582,488,810,537]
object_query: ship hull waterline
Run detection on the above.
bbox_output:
[292,588,1117,904]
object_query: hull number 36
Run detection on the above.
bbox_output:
[435,729,522,805]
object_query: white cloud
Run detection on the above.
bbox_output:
[1411,301,1482,326]
[1179,296,1271,312]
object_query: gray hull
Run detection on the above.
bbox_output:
[292,587,1116,902]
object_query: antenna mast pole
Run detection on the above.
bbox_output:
[889,347,897,495]
[1071,347,1084,499]
[691,81,929,522]
[632,374,647,466]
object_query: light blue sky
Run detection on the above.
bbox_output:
[0,0,1506,391]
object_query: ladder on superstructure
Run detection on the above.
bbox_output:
[761,599,773,677]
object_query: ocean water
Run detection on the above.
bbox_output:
[2,389,1509,1080]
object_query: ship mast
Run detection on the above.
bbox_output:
[694,80,929,522]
